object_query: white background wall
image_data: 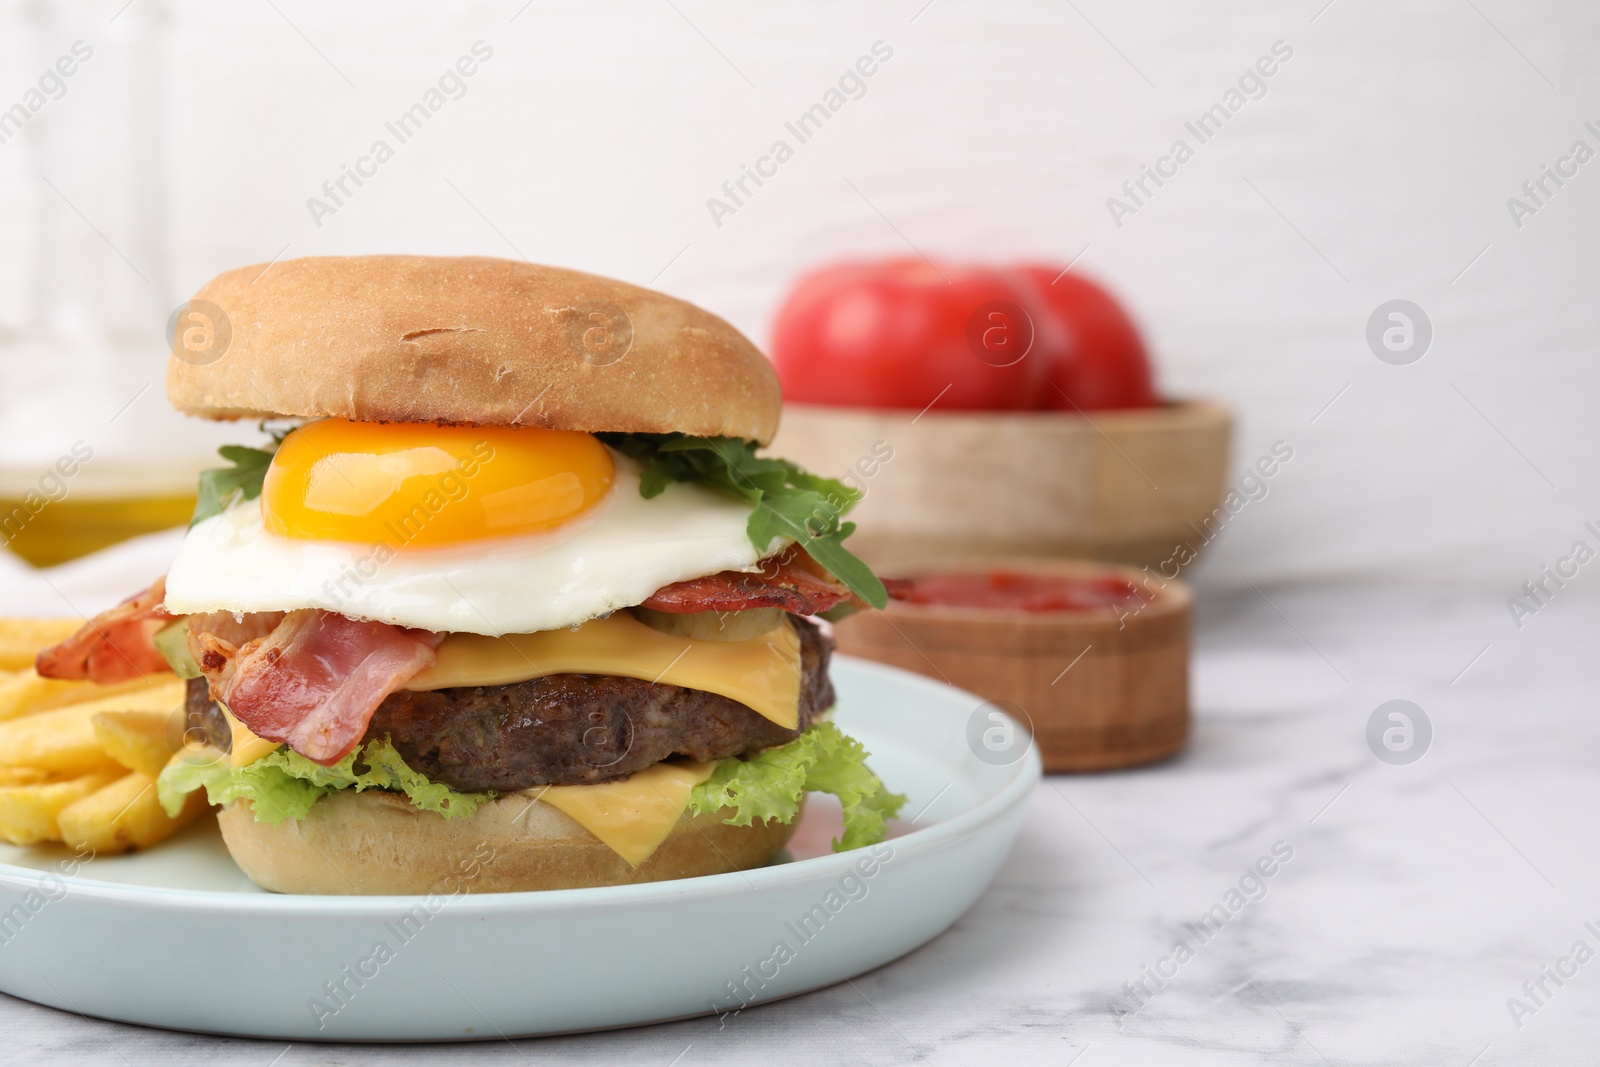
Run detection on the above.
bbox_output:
[1,0,1596,594]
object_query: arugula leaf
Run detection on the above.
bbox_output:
[189,424,293,527]
[600,433,888,608]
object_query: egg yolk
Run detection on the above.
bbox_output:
[260,420,615,545]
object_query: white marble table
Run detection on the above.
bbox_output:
[4,584,1595,1065]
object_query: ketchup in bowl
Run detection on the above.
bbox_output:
[886,571,1148,613]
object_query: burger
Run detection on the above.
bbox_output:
[35,255,903,894]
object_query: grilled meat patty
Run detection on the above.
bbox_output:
[183,677,231,750]
[365,616,833,792]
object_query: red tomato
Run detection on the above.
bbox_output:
[770,259,1058,411]
[1016,266,1157,411]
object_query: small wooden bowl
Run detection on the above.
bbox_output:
[767,400,1231,570]
[833,558,1190,772]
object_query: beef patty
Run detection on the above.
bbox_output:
[364,616,834,792]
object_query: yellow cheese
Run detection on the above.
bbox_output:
[219,703,282,767]
[533,760,719,867]
[406,611,802,730]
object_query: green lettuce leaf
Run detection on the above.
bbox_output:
[598,433,888,609]
[156,752,233,817]
[155,724,902,853]
[156,737,494,824]
[686,721,905,851]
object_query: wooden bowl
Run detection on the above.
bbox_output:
[832,558,1190,772]
[767,400,1231,570]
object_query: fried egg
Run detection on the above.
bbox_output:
[163,421,777,635]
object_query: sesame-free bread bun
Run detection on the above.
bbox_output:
[216,790,800,895]
[166,255,782,444]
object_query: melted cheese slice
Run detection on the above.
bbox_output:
[406,611,802,730]
[219,703,282,767]
[531,760,719,867]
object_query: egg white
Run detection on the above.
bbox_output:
[163,457,780,635]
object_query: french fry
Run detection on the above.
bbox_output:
[0,680,185,775]
[0,771,122,845]
[0,616,212,858]
[57,772,206,854]
[0,668,176,723]
[0,616,208,856]
[92,710,176,778]
[0,766,49,787]
[0,708,123,777]
[0,618,81,671]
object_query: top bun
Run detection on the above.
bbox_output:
[165,255,782,444]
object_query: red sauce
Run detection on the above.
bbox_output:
[886,571,1148,613]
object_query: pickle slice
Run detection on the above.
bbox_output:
[629,606,786,642]
[153,619,202,679]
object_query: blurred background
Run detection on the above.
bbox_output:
[1,0,1596,593]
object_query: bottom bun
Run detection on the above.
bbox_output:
[217,790,800,895]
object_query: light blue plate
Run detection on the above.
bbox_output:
[0,657,1039,1040]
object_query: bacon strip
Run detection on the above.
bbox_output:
[639,546,862,616]
[36,576,177,683]
[186,610,285,655]
[195,611,442,766]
